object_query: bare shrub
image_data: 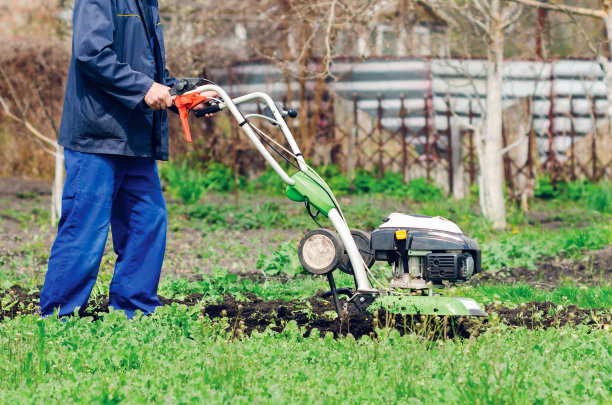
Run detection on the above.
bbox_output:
[0,40,69,179]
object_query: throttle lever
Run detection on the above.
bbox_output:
[174,93,208,143]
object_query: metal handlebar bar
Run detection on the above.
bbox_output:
[171,85,307,182]
[170,84,374,293]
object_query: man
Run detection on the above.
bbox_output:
[39,0,214,318]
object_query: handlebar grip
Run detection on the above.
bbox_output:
[194,104,221,118]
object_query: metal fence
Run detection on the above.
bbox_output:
[202,59,612,197]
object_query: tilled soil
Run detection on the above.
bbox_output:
[2,285,610,340]
[470,246,612,287]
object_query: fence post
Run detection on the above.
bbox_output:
[450,119,464,200]
[468,101,476,186]
[547,62,557,183]
[329,92,339,164]
[527,126,535,184]
[445,97,453,195]
[501,125,515,193]
[591,98,598,181]
[569,100,576,181]
[400,93,407,183]
[226,64,241,206]
[424,95,431,182]
[52,145,63,225]
[377,93,384,178]
[347,93,358,177]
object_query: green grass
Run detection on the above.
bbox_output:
[158,268,357,303]
[480,221,612,272]
[0,240,50,290]
[451,283,612,309]
[0,207,50,228]
[0,308,610,404]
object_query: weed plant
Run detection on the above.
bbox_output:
[481,221,611,272]
[161,161,445,201]
[160,160,209,204]
[256,241,303,277]
[166,190,610,273]
[157,268,356,303]
[2,167,612,403]
[0,206,50,228]
[535,176,612,214]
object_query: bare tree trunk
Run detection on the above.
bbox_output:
[431,0,520,228]
[52,145,64,224]
[480,0,507,229]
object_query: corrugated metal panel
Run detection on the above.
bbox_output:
[210,58,609,141]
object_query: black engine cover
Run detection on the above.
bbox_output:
[370,228,482,274]
[424,253,468,281]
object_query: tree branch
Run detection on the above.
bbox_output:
[472,0,490,17]
[322,0,338,76]
[508,0,606,19]
[500,134,527,155]
[0,94,59,149]
[500,4,523,30]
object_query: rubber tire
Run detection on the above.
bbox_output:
[339,229,375,275]
[298,229,343,275]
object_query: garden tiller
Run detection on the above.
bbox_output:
[171,78,486,318]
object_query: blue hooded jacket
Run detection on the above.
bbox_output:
[58,0,175,161]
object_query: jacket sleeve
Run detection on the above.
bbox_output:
[73,0,154,110]
[164,69,177,87]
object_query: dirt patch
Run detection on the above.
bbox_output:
[3,285,610,340]
[0,179,55,257]
[481,301,606,329]
[526,212,564,230]
[471,247,612,287]
[0,177,52,196]
[0,177,299,281]
[162,227,297,279]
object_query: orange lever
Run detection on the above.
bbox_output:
[174,93,209,143]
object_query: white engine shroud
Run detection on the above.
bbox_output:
[379,213,464,234]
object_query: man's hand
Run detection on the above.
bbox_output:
[144,82,172,111]
[191,91,220,118]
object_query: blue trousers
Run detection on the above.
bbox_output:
[39,149,167,318]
